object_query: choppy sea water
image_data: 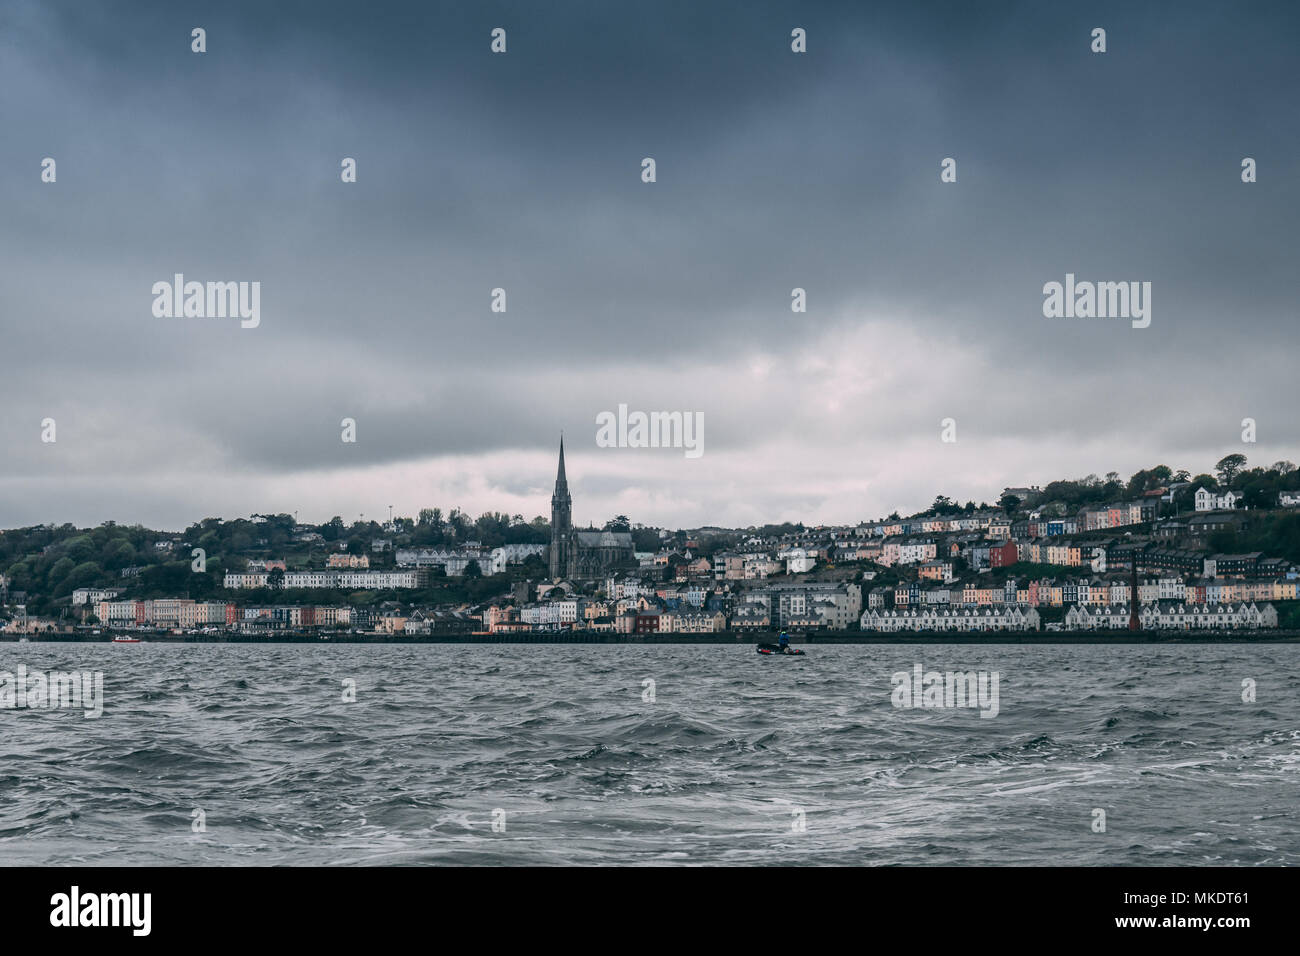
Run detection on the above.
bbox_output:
[1,643,1296,866]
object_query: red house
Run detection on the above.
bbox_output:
[989,540,1019,568]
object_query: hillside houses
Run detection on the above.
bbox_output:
[18,462,1295,642]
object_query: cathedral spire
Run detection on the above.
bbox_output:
[549,434,573,580]
[556,434,568,490]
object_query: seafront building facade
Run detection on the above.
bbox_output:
[862,606,1041,633]
[1065,601,1278,630]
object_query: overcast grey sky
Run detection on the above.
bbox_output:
[2,0,1297,530]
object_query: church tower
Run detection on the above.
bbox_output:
[549,436,573,579]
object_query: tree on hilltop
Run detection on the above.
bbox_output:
[1216,454,1248,487]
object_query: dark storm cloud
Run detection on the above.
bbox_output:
[1,0,1297,525]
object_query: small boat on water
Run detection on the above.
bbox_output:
[111,636,143,644]
[756,632,806,656]
[756,643,805,656]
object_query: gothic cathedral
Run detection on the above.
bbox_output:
[548,437,635,580]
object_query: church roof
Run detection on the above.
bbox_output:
[575,530,634,547]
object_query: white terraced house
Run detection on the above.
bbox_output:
[661,610,726,633]
[1194,488,1239,512]
[781,548,815,573]
[395,548,497,574]
[520,604,562,626]
[1065,601,1277,630]
[604,576,652,600]
[861,605,1040,633]
[897,540,937,565]
[222,569,425,589]
[72,587,122,606]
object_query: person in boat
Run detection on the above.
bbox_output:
[778,631,791,653]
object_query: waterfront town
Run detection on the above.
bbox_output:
[2,447,1299,638]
